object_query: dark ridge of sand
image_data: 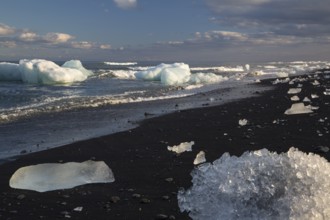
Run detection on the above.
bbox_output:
[0,71,329,220]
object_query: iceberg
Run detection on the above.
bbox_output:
[9,160,115,192]
[135,63,190,85]
[167,141,194,154]
[178,148,330,220]
[0,62,21,81]
[0,59,92,84]
[284,103,313,115]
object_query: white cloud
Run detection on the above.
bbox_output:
[0,41,16,48]
[71,41,94,49]
[43,33,74,44]
[100,44,111,49]
[19,32,39,42]
[113,0,137,9]
[0,23,15,36]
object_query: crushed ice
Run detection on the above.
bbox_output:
[178,148,330,220]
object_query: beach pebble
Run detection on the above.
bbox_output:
[140,198,151,204]
[110,196,120,203]
[155,214,168,219]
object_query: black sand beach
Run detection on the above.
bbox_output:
[0,70,329,219]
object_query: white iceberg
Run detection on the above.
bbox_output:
[9,160,115,192]
[0,62,21,81]
[193,151,206,165]
[284,103,313,115]
[135,63,190,86]
[0,59,92,84]
[178,148,330,220]
[167,141,194,154]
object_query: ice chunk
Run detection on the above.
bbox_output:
[62,60,93,77]
[0,62,21,81]
[19,59,91,84]
[189,73,228,84]
[284,103,313,115]
[303,97,311,102]
[287,88,302,94]
[135,63,191,85]
[193,151,206,165]
[167,141,194,154]
[178,148,330,220]
[290,95,300,101]
[9,160,115,192]
[311,94,319,99]
[238,119,248,126]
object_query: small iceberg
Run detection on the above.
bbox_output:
[193,151,206,165]
[9,160,115,192]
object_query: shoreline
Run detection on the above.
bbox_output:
[0,71,329,219]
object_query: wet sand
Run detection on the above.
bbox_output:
[0,70,329,219]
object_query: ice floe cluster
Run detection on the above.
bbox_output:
[9,160,114,192]
[178,148,330,220]
[0,59,92,84]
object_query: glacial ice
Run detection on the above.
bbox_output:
[189,73,228,84]
[0,59,92,84]
[167,141,194,154]
[178,148,330,220]
[238,119,248,126]
[0,62,21,81]
[193,151,206,165]
[287,88,302,94]
[135,63,190,85]
[284,103,313,115]
[9,160,115,192]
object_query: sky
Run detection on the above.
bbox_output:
[1,0,330,63]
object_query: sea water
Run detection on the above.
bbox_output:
[0,60,329,161]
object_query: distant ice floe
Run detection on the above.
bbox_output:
[167,141,194,154]
[284,103,313,115]
[9,160,114,192]
[0,59,92,84]
[178,148,330,220]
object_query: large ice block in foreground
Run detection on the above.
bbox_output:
[178,148,330,220]
[9,160,115,192]
[19,59,91,84]
[0,59,92,84]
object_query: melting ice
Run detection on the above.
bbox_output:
[9,160,115,192]
[178,148,330,220]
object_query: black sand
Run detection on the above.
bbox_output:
[0,70,329,219]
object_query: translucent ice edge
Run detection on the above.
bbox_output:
[0,59,92,84]
[178,147,330,220]
[9,160,115,192]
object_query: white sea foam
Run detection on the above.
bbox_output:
[178,148,330,220]
[104,61,137,66]
[190,66,245,72]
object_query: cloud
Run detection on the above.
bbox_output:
[100,44,112,49]
[43,33,74,44]
[0,41,16,48]
[18,31,39,42]
[71,41,94,49]
[205,0,330,37]
[113,0,137,9]
[0,23,16,36]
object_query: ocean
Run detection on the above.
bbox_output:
[0,60,329,161]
